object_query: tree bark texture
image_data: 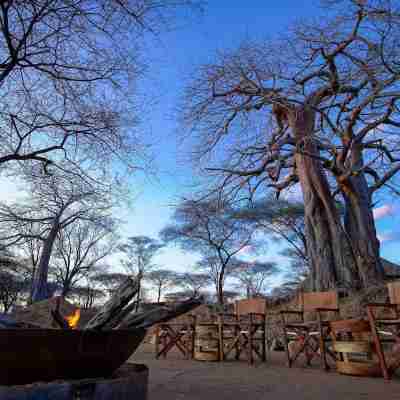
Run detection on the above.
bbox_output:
[289,106,358,290]
[341,143,384,287]
[31,218,60,302]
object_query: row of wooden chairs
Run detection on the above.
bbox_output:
[154,282,400,379]
[155,299,267,364]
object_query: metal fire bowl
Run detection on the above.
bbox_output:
[0,328,147,386]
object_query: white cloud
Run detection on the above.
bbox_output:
[373,204,395,220]
[378,231,400,243]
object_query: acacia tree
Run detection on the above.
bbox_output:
[181,0,400,290]
[161,199,254,305]
[146,269,179,303]
[0,0,200,178]
[0,173,113,301]
[232,260,278,298]
[236,199,308,265]
[119,236,164,308]
[51,218,119,297]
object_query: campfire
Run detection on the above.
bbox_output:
[65,308,80,329]
[0,274,202,386]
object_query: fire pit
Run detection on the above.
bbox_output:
[0,363,148,400]
[0,328,146,385]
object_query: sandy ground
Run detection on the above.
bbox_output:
[129,343,400,400]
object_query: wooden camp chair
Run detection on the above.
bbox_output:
[280,290,339,370]
[218,298,266,364]
[367,281,400,378]
[330,318,389,379]
[155,314,196,360]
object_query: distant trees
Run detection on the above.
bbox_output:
[119,235,164,307]
[0,172,115,301]
[146,269,179,302]
[68,285,106,310]
[161,199,254,305]
[174,272,211,297]
[233,260,278,298]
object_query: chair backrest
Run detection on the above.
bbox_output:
[234,298,267,316]
[387,281,400,305]
[299,291,339,312]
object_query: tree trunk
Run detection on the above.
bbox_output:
[217,271,225,306]
[157,284,161,303]
[31,218,60,302]
[341,143,384,287]
[289,106,358,291]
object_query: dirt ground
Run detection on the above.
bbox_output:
[129,343,400,400]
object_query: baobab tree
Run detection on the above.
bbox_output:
[181,0,400,290]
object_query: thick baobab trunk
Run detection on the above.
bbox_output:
[31,218,60,302]
[340,144,384,287]
[288,106,358,290]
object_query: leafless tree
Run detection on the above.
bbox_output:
[0,0,201,180]
[181,0,400,290]
[51,218,119,297]
[161,199,254,305]
[0,172,114,301]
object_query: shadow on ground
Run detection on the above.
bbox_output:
[129,344,400,400]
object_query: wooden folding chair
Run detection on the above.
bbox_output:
[280,290,339,370]
[218,298,266,364]
[367,281,400,379]
[330,318,389,379]
[155,314,196,359]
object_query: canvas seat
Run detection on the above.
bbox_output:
[218,298,267,364]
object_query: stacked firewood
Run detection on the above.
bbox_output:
[0,273,202,331]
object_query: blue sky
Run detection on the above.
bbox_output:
[116,0,400,278]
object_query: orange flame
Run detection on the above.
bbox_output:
[66,308,80,329]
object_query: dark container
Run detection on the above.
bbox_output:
[0,328,146,385]
[0,363,148,400]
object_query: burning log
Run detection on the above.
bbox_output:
[84,274,141,330]
[117,297,203,329]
